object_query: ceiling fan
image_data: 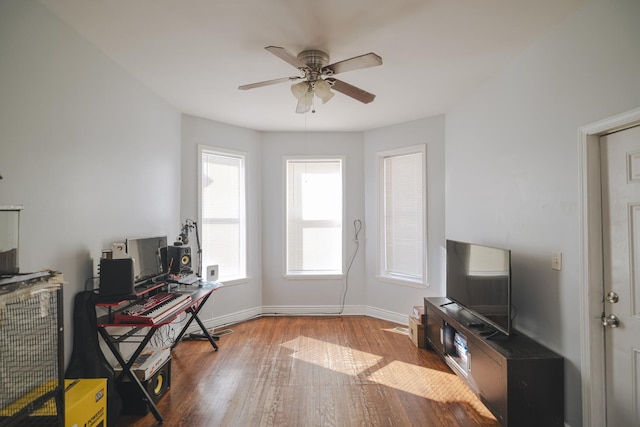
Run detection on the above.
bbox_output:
[238,46,382,113]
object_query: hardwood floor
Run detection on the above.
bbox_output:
[115,316,499,427]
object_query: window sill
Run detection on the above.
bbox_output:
[218,277,249,286]
[376,275,428,289]
[284,274,344,280]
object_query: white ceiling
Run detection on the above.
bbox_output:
[39,0,585,132]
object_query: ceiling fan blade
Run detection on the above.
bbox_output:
[323,52,382,75]
[326,78,376,104]
[265,46,308,70]
[238,76,301,90]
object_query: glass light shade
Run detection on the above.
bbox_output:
[303,90,313,105]
[291,81,309,100]
[314,80,334,103]
[295,101,311,113]
[295,91,313,113]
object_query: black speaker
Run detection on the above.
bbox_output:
[117,359,171,415]
[165,245,191,274]
[98,258,134,299]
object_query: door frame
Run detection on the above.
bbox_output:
[579,107,640,427]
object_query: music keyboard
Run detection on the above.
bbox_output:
[113,292,192,325]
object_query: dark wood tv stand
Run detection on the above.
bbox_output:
[424,297,564,427]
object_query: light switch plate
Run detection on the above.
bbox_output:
[206,264,219,281]
[551,251,562,271]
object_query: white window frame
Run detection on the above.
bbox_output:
[284,156,345,279]
[198,145,247,285]
[376,144,427,287]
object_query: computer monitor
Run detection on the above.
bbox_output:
[126,236,167,284]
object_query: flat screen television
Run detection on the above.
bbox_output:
[446,239,512,336]
[126,236,167,284]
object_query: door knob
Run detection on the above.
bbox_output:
[606,291,619,303]
[602,314,620,328]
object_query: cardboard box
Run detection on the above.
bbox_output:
[412,305,426,324]
[114,347,171,381]
[65,378,107,427]
[408,315,425,348]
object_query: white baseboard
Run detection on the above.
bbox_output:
[364,306,408,325]
[261,304,366,316]
[184,305,262,335]
[184,305,408,336]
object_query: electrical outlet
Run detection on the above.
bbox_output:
[206,264,219,281]
[551,251,562,271]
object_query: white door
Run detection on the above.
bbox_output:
[601,124,640,426]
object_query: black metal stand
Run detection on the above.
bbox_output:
[172,292,218,351]
[96,284,221,424]
[97,327,164,423]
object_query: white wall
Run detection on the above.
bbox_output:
[180,115,263,323]
[0,0,181,365]
[445,0,640,425]
[260,132,366,313]
[182,120,444,323]
[363,116,446,323]
[181,118,445,325]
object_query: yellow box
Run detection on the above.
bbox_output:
[1,378,106,427]
[408,315,425,348]
[65,378,107,427]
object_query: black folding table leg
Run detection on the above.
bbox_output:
[190,307,219,350]
[172,294,218,351]
[97,327,165,424]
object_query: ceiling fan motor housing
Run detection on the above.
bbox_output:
[297,50,332,80]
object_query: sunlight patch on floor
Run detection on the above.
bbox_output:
[280,335,494,419]
[367,360,454,399]
[386,326,410,335]
[367,360,493,417]
[281,336,383,376]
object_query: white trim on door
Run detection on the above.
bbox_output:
[579,107,640,427]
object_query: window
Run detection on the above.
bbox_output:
[377,145,426,285]
[285,158,343,276]
[198,146,247,282]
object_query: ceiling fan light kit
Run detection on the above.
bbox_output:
[239,46,382,114]
[314,80,334,103]
[292,84,314,114]
[290,81,308,99]
[290,79,335,114]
